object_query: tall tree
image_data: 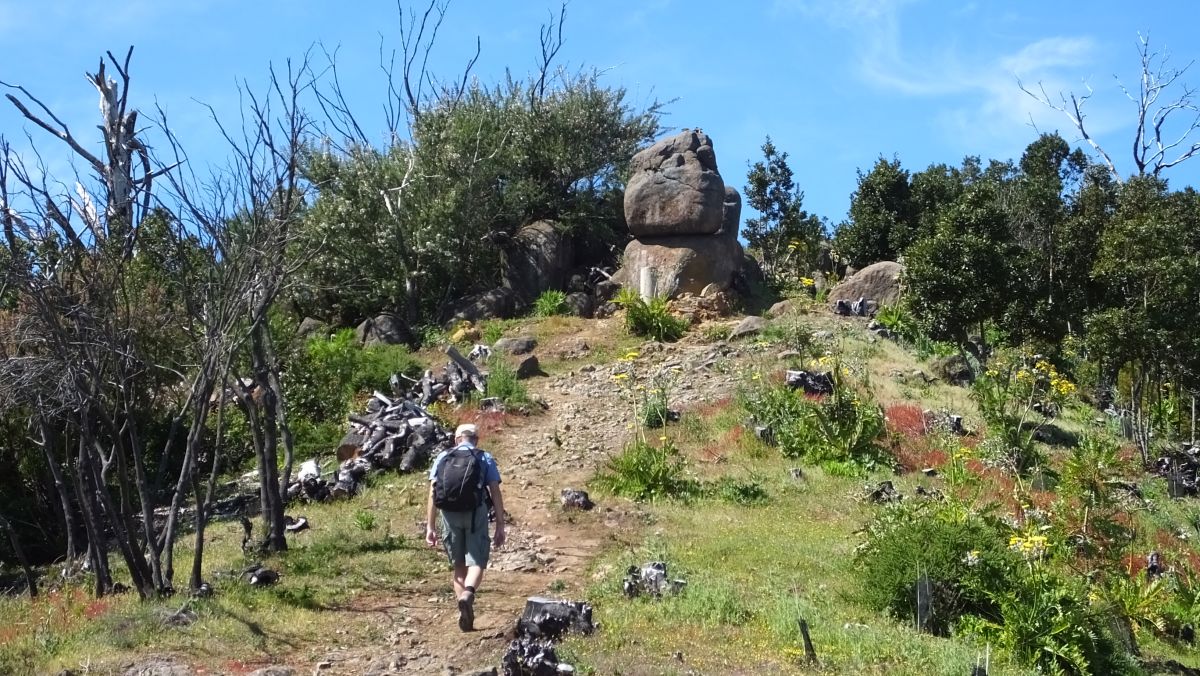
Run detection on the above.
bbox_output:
[742,136,825,289]
[836,156,913,266]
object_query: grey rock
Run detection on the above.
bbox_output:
[718,185,741,240]
[355,313,409,346]
[564,292,593,318]
[447,287,518,324]
[123,661,193,676]
[729,315,767,340]
[931,353,974,386]
[494,336,538,355]
[624,129,725,237]
[249,668,296,676]
[594,301,619,319]
[502,220,574,303]
[593,279,621,303]
[612,234,744,299]
[296,317,328,340]
[768,299,795,317]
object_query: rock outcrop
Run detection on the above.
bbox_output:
[502,220,574,303]
[828,261,904,307]
[624,130,725,237]
[615,129,743,299]
[613,234,743,298]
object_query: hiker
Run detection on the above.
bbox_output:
[425,423,506,631]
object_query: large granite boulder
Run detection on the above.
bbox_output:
[828,261,904,307]
[718,186,741,240]
[502,220,574,303]
[612,235,744,299]
[446,287,518,325]
[624,130,725,237]
[355,313,409,346]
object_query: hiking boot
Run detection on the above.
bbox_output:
[457,591,475,631]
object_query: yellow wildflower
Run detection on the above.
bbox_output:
[612,373,630,381]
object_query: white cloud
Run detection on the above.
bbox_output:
[790,0,1126,156]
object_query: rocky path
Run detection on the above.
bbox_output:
[307,336,753,675]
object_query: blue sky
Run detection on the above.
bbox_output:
[2,0,1200,224]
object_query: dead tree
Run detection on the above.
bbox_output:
[161,58,314,557]
[1021,34,1200,182]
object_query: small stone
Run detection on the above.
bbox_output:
[493,336,537,355]
[729,315,767,340]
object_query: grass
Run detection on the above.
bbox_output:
[0,473,437,674]
[566,461,1032,675]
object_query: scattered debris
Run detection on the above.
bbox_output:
[914,486,944,501]
[785,370,834,395]
[788,467,805,481]
[1147,551,1163,580]
[514,597,595,640]
[502,637,571,676]
[865,481,902,504]
[1155,446,1200,498]
[162,605,198,627]
[923,410,966,436]
[755,425,777,447]
[559,489,595,511]
[622,562,686,598]
[502,597,594,676]
[192,582,213,599]
[284,515,309,533]
[245,565,279,587]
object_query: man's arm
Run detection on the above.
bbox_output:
[425,482,439,547]
[487,481,506,548]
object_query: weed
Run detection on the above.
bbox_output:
[593,439,699,502]
[614,289,688,342]
[533,289,570,317]
[486,358,532,408]
[548,579,567,593]
[353,509,377,531]
[711,476,770,505]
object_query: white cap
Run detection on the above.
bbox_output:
[454,423,478,438]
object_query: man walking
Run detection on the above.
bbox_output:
[426,423,506,631]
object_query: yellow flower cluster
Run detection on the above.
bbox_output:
[620,350,640,362]
[799,277,816,287]
[953,446,973,461]
[1009,534,1048,557]
[1049,376,1076,397]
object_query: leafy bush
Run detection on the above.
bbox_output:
[533,290,570,317]
[856,499,1016,636]
[960,569,1130,675]
[593,439,699,502]
[614,289,688,342]
[972,349,1077,473]
[741,367,888,472]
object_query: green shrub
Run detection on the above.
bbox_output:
[960,568,1131,675]
[614,288,688,342]
[593,439,699,502]
[533,289,570,317]
[740,367,888,473]
[855,499,1016,636]
[355,343,423,392]
[486,358,531,407]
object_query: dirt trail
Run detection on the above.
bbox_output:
[310,330,751,675]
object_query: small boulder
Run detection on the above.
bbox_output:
[564,292,593,318]
[296,317,328,340]
[931,353,974,386]
[248,668,296,676]
[355,313,409,346]
[494,336,538,355]
[729,315,767,340]
[515,355,543,380]
[593,279,621,303]
[768,299,795,317]
[447,287,518,324]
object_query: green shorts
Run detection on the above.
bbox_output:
[439,506,490,568]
